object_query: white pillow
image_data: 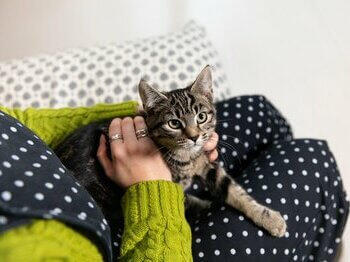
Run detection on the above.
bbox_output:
[0,21,231,108]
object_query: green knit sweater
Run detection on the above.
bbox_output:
[0,102,192,262]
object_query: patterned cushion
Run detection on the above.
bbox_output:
[0,21,231,109]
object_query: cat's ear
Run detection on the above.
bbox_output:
[190,65,213,101]
[138,79,168,109]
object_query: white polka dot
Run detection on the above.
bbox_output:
[195,238,201,243]
[283,159,290,163]
[35,193,44,200]
[223,217,229,223]
[277,183,283,189]
[226,232,233,238]
[40,155,48,160]
[235,113,241,119]
[78,212,87,220]
[273,171,279,176]
[53,173,61,179]
[260,248,265,255]
[19,147,28,152]
[1,191,12,201]
[88,202,94,208]
[1,133,9,140]
[33,163,41,168]
[0,215,8,225]
[198,252,204,258]
[45,182,54,189]
[238,215,244,221]
[71,187,78,193]
[64,195,72,203]
[291,183,297,189]
[258,230,264,237]
[230,248,236,255]
[294,199,299,205]
[3,161,11,168]
[262,185,268,190]
[280,198,286,204]
[298,157,304,163]
[273,248,277,255]
[27,140,34,145]
[59,167,66,173]
[208,221,214,227]
[312,158,318,164]
[214,250,220,256]
[246,248,251,255]
[242,230,248,237]
[9,154,19,161]
[10,126,17,132]
[284,249,289,255]
[14,180,24,187]
[211,234,217,240]
[266,198,271,204]
[24,171,33,176]
[287,170,294,175]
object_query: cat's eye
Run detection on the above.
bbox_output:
[197,112,208,124]
[168,119,182,129]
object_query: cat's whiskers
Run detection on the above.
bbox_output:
[217,140,243,167]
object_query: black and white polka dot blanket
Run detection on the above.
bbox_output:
[0,96,348,262]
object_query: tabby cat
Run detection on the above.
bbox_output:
[55,66,287,237]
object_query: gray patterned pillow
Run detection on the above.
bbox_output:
[0,21,231,108]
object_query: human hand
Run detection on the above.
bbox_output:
[97,116,172,189]
[204,132,219,162]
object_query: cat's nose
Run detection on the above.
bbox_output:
[188,135,199,142]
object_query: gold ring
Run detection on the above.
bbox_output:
[136,129,148,139]
[110,133,123,141]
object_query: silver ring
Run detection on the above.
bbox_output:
[135,128,148,139]
[110,133,123,141]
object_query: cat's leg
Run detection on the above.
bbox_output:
[205,166,287,237]
[185,194,212,211]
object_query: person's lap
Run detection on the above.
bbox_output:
[0,96,348,262]
[187,96,348,261]
[189,139,347,261]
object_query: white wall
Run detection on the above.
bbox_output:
[0,0,349,260]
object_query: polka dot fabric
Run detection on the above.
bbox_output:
[0,95,348,262]
[185,96,349,262]
[0,21,230,108]
[0,111,113,261]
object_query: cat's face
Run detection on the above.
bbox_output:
[139,66,216,155]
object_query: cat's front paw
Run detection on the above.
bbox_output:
[261,209,287,238]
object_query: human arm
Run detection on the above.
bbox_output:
[0,101,138,148]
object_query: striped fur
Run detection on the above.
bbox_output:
[140,66,287,237]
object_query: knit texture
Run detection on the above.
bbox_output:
[0,101,138,148]
[120,180,192,262]
[0,219,103,262]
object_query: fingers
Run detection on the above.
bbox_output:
[109,118,123,156]
[203,132,218,151]
[121,117,137,145]
[97,135,114,177]
[208,149,219,162]
[134,116,153,146]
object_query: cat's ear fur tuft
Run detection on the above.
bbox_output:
[138,79,168,109]
[190,65,213,101]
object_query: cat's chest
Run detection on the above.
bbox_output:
[167,153,210,190]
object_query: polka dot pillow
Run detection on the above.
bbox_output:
[0,21,231,109]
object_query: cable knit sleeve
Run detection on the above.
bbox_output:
[0,220,103,262]
[0,101,139,148]
[120,180,193,262]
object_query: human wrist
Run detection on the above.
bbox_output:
[121,180,187,225]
